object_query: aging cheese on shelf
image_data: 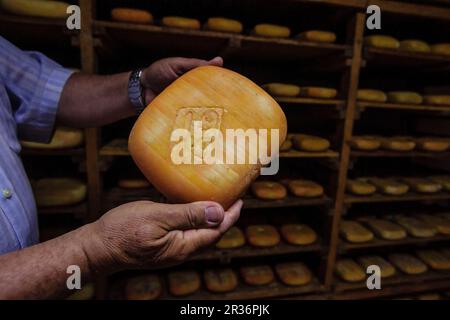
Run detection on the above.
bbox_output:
[399,39,431,53]
[431,43,450,56]
[388,253,428,275]
[357,256,396,278]
[364,35,400,49]
[280,224,317,245]
[246,225,281,247]
[0,0,69,18]
[346,179,376,196]
[251,181,287,200]
[416,250,450,271]
[429,176,450,191]
[415,214,450,235]
[118,178,151,189]
[340,220,374,243]
[239,265,274,286]
[300,87,337,99]
[275,262,312,286]
[415,138,450,152]
[280,138,293,151]
[125,275,162,300]
[204,269,238,293]
[162,16,201,29]
[21,127,84,150]
[261,83,300,97]
[33,178,87,207]
[381,136,416,152]
[392,215,437,238]
[252,24,291,38]
[215,226,246,249]
[335,259,366,282]
[423,95,450,106]
[292,134,330,152]
[361,218,407,240]
[111,8,153,24]
[350,136,382,151]
[284,179,324,198]
[296,30,336,43]
[387,91,423,105]
[368,177,410,196]
[167,270,201,296]
[356,89,387,102]
[204,17,243,33]
[128,66,287,210]
[401,177,442,193]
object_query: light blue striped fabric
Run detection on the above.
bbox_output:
[0,36,73,254]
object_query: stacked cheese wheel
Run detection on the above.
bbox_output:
[251,178,325,200]
[262,83,338,99]
[350,136,450,152]
[364,35,450,56]
[356,88,450,107]
[280,134,331,153]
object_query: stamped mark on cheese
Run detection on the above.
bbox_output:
[174,107,224,131]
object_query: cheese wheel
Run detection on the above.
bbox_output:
[167,270,201,296]
[364,35,400,49]
[215,226,246,249]
[252,24,291,38]
[300,87,337,99]
[392,215,437,238]
[399,40,431,53]
[111,8,153,24]
[128,66,287,210]
[275,262,312,286]
[429,176,450,191]
[381,136,416,151]
[118,178,151,189]
[357,256,396,278]
[280,138,292,151]
[431,43,450,56]
[261,83,300,97]
[361,218,407,240]
[125,275,162,300]
[296,30,336,43]
[204,269,238,293]
[356,89,387,102]
[388,253,428,275]
[346,179,376,195]
[401,177,442,193]
[284,179,324,198]
[350,136,382,151]
[387,91,423,104]
[162,16,201,29]
[246,225,281,247]
[416,138,449,152]
[368,177,409,195]
[239,265,274,286]
[292,134,330,152]
[251,181,287,200]
[335,259,366,282]
[66,283,95,300]
[204,17,243,33]
[416,250,450,271]
[21,127,84,150]
[33,178,86,207]
[415,214,450,235]
[417,293,441,300]
[423,95,450,106]
[340,220,374,243]
[280,224,317,245]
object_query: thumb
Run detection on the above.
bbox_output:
[160,201,225,230]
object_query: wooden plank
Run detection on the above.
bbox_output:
[21,148,85,156]
[243,196,332,209]
[369,0,450,21]
[358,101,450,113]
[344,191,450,204]
[351,150,450,158]
[275,96,345,106]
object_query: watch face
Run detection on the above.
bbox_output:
[129,69,145,113]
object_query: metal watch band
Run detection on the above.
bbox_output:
[128,69,146,115]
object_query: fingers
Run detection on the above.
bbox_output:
[218,199,243,233]
[207,56,224,67]
[174,56,223,74]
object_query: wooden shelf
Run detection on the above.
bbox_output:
[351,150,450,158]
[357,101,450,113]
[275,97,345,107]
[243,195,332,209]
[344,192,450,204]
[21,148,85,156]
[37,202,87,217]
[340,234,450,251]
[191,241,322,262]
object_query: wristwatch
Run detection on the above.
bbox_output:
[128,69,146,115]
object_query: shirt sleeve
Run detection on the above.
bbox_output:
[0,36,74,143]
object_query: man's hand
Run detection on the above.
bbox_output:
[83,199,242,273]
[141,56,223,105]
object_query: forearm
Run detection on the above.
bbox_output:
[56,72,136,127]
[0,223,104,299]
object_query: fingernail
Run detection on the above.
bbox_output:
[205,206,223,225]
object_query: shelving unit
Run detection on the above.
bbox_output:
[3,0,450,300]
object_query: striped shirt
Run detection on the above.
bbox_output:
[0,36,73,254]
